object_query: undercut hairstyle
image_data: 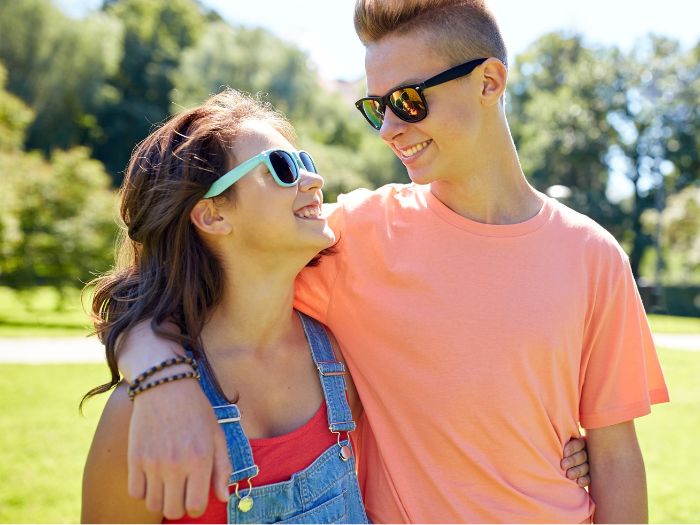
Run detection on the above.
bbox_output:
[354,0,508,69]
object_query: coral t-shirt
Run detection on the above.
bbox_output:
[294,184,669,523]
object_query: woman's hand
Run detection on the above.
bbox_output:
[561,436,590,488]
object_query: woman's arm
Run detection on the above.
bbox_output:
[81,382,163,524]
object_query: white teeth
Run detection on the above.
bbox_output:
[400,140,431,157]
[295,206,321,219]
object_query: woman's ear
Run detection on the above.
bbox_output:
[190,199,233,236]
[480,58,508,107]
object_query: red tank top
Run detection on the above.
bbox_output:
[164,402,336,524]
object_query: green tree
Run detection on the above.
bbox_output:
[171,22,318,120]
[607,36,698,277]
[642,184,700,283]
[508,33,625,236]
[0,62,34,152]
[0,148,117,303]
[0,0,123,153]
[94,0,205,179]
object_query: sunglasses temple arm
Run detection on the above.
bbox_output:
[203,154,265,198]
[422,58,488,89]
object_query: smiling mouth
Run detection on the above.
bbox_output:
[294,205,322,219]
[398,140,432,158]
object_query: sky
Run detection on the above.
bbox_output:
[58,0,700,81]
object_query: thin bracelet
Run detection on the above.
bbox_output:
[128,370,200,401]
[130,356,198,389]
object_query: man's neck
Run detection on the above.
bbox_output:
[430,126,543,225]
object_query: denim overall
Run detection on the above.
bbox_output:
[190,312,369,524]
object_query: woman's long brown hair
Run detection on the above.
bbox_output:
[81,89,296,407]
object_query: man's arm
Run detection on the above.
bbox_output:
[117,320,232,519]
[586,421,648,523]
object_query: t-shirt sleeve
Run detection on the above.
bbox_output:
[293,202,345,325]
[579,248,670,429]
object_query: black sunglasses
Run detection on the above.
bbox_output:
[355,57,489,130]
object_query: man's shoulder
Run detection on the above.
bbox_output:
[547,198,628,263]
[336,182,422,213]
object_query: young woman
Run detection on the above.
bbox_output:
[81,89,590,523]
[81,90,368,523]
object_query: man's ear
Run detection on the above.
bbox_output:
[190,199,233,236]
[479,58,507,107]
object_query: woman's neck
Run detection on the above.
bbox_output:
[201,253,303,357]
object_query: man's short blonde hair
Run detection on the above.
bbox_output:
[354,0,508,69]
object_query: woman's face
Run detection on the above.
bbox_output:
[220,120,335,259]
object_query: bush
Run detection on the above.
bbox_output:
[0,147,117,304]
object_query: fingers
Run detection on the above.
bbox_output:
[563,436,586,457]
[577,475,591,488]
[144,475,165,515]
[127,463,147,500]
[561,449,588,470]
[184,453,213,517]
[161,471,187,520]
[212,428,233,503]
[566,459,590,481]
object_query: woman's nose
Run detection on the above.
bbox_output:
[298,169,324,192]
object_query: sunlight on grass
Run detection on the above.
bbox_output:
[0,287,93,338]
[647,313,700,334]
[636,348,700,523]
[0,364,109,523]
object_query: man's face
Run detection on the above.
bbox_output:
[364,31,485,185]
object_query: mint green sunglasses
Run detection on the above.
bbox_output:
[204,149,318,198]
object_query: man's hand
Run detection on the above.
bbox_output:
[561,436,591,488]
[128,379,232,519]
[116,318,232,518]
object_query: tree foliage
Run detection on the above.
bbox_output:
[509,33,699,278]
[0,1,698,290]
[0,63,117,298]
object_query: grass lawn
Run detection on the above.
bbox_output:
[0,349,698,523]
[0,287,93,338]
[647,313,700,334]
[0,364,109,523]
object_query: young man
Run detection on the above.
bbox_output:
[115,0,668,522]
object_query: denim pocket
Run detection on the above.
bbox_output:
[277,490,347,524]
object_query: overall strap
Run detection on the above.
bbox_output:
[297,312,356,433]
[184,348,259,485]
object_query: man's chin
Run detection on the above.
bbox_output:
[405,167,435,186]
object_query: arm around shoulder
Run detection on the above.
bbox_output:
[82,382,161,524]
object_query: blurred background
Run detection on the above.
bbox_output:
[0,0,698,523]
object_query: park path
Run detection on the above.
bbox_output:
[0,334,699,363]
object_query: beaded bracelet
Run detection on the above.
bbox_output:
[130,356,198,389]
[128,370,200,401]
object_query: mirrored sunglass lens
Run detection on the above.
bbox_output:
[299,152,317,173]
[269,151,298,184]
[361,100,384,128]
[389,88,426,121]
